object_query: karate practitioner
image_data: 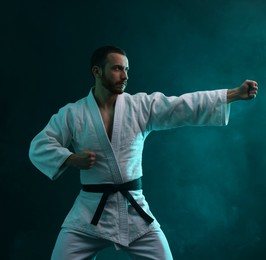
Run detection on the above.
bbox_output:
[29,46,258,260]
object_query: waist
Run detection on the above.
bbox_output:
[81,177,154,226]
[82,177,142,193]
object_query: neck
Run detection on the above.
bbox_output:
[93,85,118,109]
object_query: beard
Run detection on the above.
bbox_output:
[101,73,127,95]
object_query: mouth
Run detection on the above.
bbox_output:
[117,81,127,87]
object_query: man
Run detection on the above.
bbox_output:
[29,46,258,259]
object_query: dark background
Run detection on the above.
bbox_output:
[1,0,266,259]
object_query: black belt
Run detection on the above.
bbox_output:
[82,177,154,226]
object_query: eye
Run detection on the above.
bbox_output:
[112,65,129,72]
[113,65,121,71]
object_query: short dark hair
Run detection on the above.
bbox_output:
[90,45,127,72]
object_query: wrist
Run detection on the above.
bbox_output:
[64,154,76,167]
[227,88,240,103]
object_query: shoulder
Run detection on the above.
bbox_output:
[52,96,88,121]
[123,91,166,103]
[60,96,87,111]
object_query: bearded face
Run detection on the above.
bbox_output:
[98,53,129,95]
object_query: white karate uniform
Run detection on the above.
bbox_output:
[29,88,230,258]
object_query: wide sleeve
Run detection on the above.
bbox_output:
[140,89,230,131]
[29,105,74,180]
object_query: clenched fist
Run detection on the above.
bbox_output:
[227,80,258,103]
[64,149,96,169]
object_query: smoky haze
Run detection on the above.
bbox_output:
[1,0,266,259]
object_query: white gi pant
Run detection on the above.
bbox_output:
[51,227,173,260]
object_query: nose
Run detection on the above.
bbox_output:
[121,69,128,80]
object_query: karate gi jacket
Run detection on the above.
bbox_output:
[29,88,230,246]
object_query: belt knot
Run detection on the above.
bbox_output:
[111,184,120,193]
[82,177,154,226]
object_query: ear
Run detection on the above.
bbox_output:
[92,66,102,78]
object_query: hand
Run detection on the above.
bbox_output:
[227,80,258,103]
[64,149,96,169]
[238,79,258,100]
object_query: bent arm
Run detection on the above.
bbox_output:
[29,107,74,180]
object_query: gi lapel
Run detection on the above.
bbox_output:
[87,89,130,244]
[87,89,124,184]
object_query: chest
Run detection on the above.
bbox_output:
[99,108,114,141]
